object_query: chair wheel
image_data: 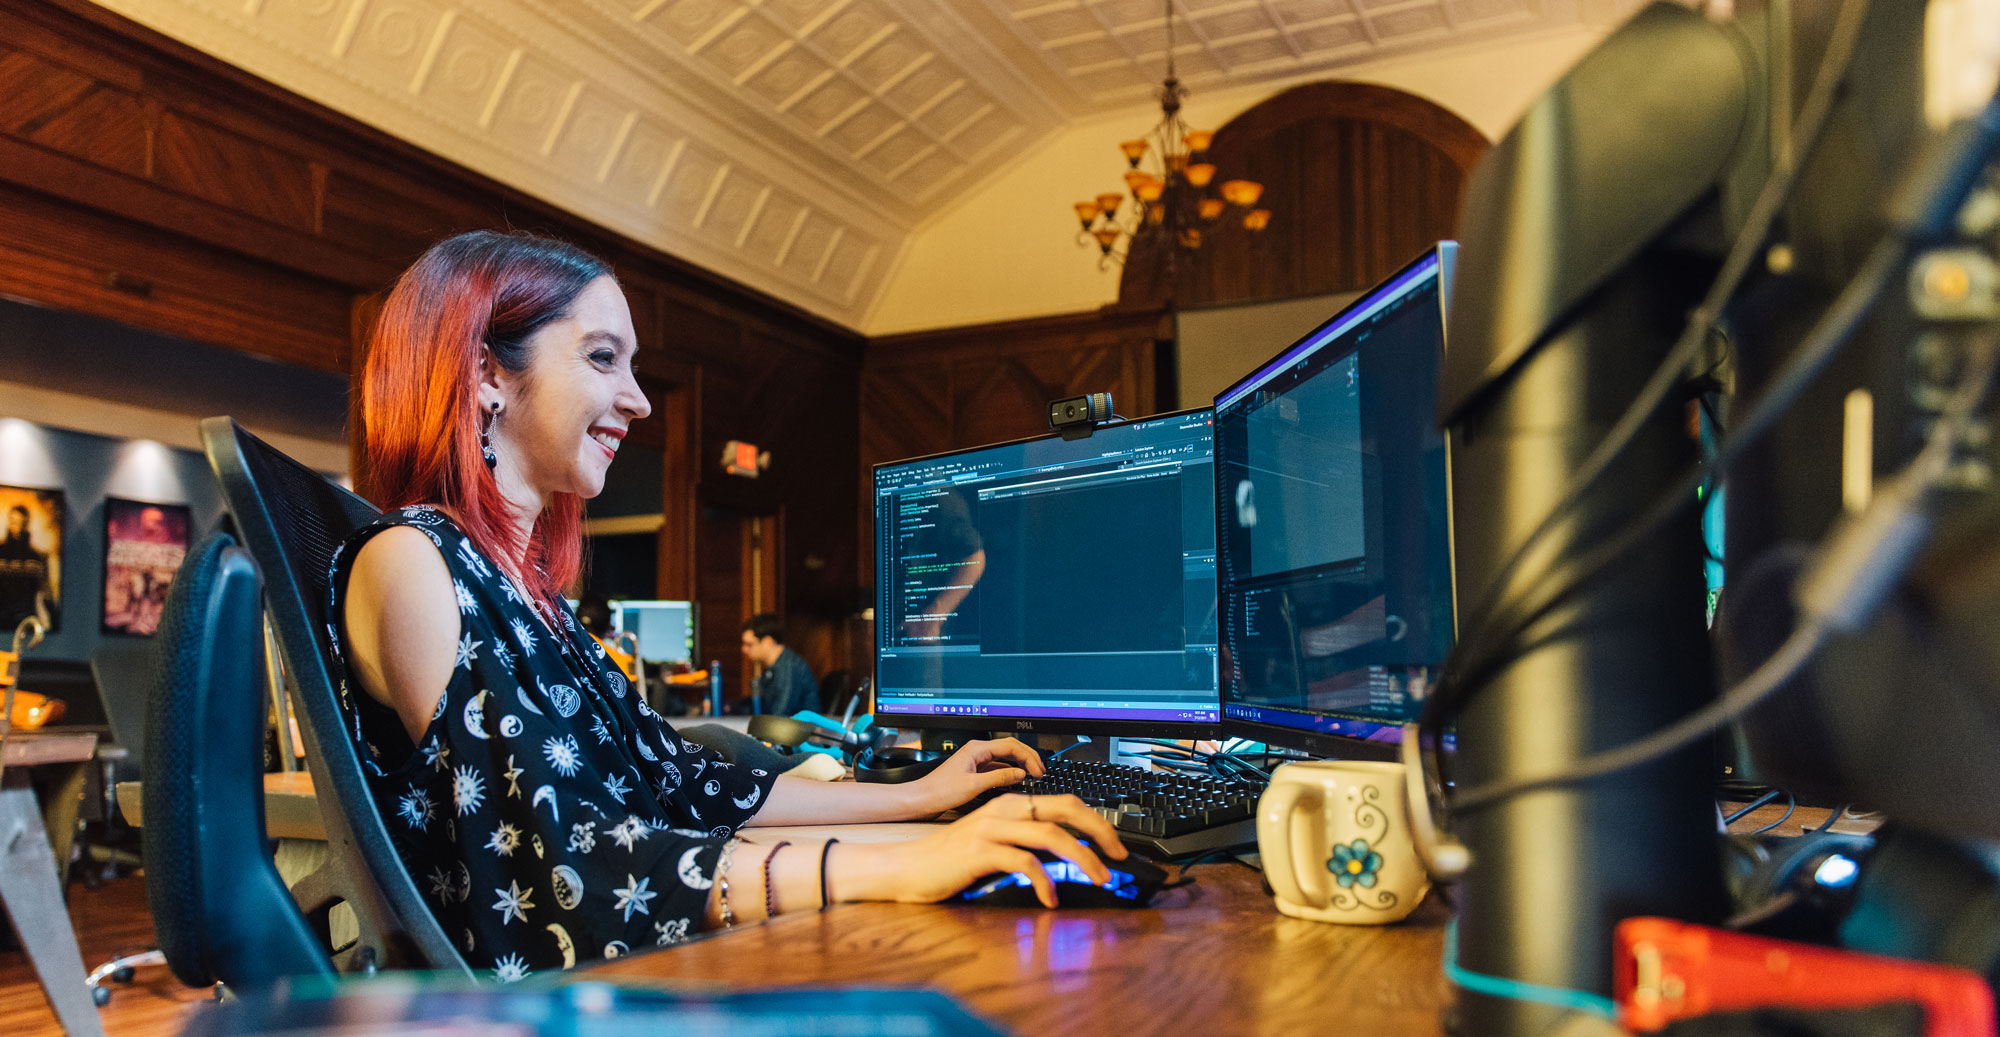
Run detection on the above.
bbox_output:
[112,967,135,983]
[92,985,111,1006]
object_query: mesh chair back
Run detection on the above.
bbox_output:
[199,417,468,975]
[143,528,333,990]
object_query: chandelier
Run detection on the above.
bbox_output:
[1071,0,1270,270]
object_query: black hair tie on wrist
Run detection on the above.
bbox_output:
[819,838,840,911]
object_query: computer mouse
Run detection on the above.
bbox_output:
[954,838,1171,908]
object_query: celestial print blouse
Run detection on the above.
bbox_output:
[325,506,778,982]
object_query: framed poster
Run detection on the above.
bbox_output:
[0,485,64,634]
[102,497,191,637]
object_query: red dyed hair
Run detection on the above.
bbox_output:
[358,230,611,607]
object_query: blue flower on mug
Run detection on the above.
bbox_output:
[1328,839,1382,889]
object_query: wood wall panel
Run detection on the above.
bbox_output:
[1121,82,1487,308]
[857,306,1169,587]
[0,0,865,684]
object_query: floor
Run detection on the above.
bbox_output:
[0,874,211,1037]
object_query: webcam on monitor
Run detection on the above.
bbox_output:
[1048,393,1115,440]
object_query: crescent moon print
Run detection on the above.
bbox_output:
[635,737,657,762]
[732,784,761,810]
[516,686,544,715]
[462,690,491,740]
[676,847,713,890]
[550,864,584,910]
[531,785,559,823]
[546,923,576,969]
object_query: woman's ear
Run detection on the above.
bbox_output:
[476,344,507,413]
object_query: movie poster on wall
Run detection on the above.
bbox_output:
[102,498,191,637]
[0,485,63,634]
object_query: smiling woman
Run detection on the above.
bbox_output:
[333,231,1132,985]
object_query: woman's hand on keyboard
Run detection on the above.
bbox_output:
[913,737,1046,813]
[829,793,1129,909]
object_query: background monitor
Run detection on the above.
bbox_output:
[1214,243,1457,760]
[872,409,1221,736]
[609,599,696,665]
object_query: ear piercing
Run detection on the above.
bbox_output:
[481,400,501,469]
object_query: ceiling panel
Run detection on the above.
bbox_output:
[88,0,1647,328]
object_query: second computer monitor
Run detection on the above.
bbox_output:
[872,410,1221,736]
[1214,243,1457,760]
[609,599,696,665]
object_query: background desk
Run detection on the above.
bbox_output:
[586,822,1453,1035]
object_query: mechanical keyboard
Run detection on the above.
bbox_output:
[975,757,1266,859]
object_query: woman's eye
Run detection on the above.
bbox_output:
[590,349,616,366]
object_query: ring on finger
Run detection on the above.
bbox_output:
[1028,795,1038,822]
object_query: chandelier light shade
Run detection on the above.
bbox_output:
[1069,0,1271,270]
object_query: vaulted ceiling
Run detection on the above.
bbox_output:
[90,0,1642,329]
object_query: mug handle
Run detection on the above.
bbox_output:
[1258,779,1323,908]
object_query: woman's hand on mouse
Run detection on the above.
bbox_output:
[829,793,1129,909]
[910,736,1046,813]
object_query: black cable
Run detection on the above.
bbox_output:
[1445,333,2000,816]
[1723,789,1781,825]
[1812,805,1849,833]
[1749,792,1798,835]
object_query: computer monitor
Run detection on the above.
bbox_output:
[1214,243,1457,760]
[872,409,1221,736]
[608,599,696,665]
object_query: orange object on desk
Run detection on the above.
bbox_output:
[7,691,64,729]
[1615,917,1996,1035]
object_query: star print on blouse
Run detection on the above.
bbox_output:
[502,755,524,798]
[421,736,449,772]
[603,773,631,804]
[613,874,657,922]
[456,634,482,669]
[492,880,534,925]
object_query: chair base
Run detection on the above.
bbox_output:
[86,949,165,1005]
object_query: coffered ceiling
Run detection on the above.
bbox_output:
[90,0,1642,329]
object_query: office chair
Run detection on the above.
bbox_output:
[82,645,164,1004]
[141,528,332,993]
[198,417,470,976]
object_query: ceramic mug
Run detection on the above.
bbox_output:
[1256,760,1429,924]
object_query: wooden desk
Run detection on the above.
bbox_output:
[585,827,1453,1035]
[117,770,323,841]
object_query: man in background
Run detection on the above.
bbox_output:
[740,613,817,716]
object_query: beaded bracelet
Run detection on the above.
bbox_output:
[818,838,840,911]
[762,840,792,920]
[716,837,741,929]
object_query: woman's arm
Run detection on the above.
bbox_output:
[707,793,1127,923]
[742,737,1046,826]
[343,525,460,744]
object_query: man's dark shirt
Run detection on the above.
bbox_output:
[754,647,818,716]
[0,535,48,628]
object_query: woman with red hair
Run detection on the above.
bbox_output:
[331,230,1124,981]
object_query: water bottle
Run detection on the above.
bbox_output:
[707,659,723,717]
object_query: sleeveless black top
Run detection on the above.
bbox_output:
[326,506,776,981]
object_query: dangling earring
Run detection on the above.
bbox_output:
[481,400,500,469]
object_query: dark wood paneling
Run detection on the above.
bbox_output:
[1121,81,1487,308]
[857,307,1168,586]
[0,0,865,682]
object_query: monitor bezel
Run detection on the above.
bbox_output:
[870,407,1223,739]
[1213,242,1458,760]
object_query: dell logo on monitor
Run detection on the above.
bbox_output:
[1016,721,1034,731]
